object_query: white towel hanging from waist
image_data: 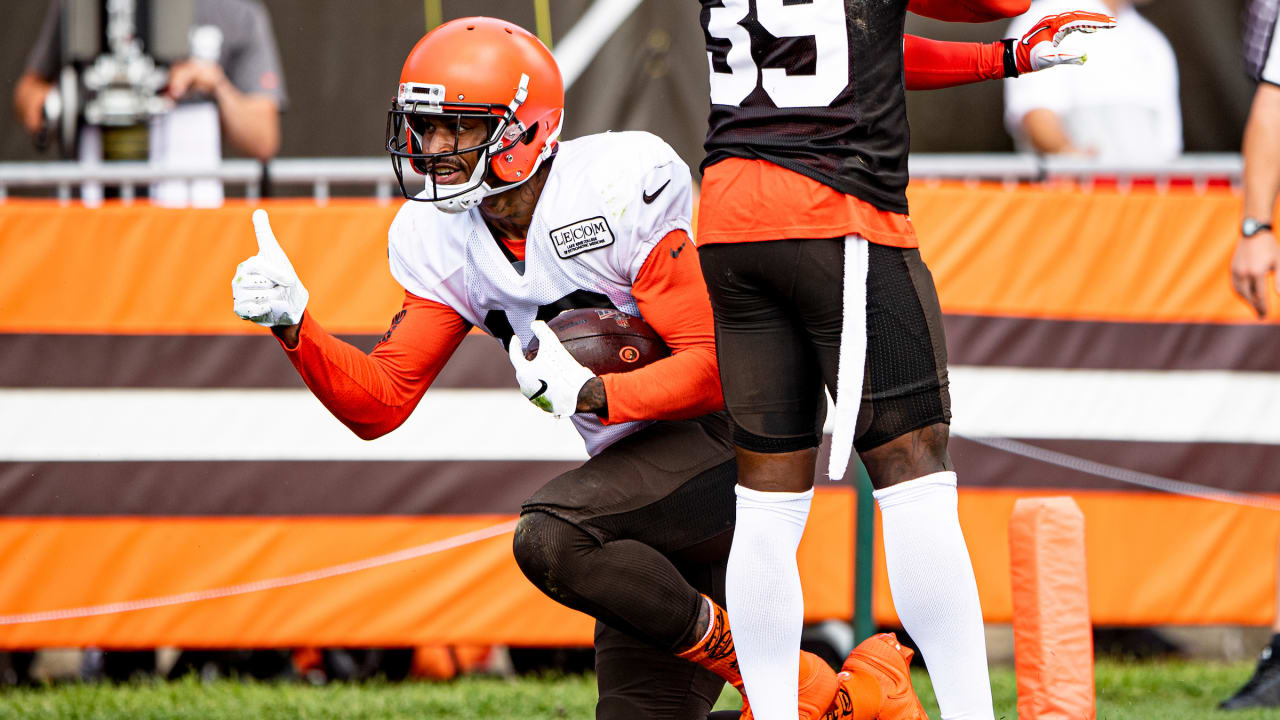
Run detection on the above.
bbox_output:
[827,234,868,481]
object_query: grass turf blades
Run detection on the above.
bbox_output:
[0,659,1272,719]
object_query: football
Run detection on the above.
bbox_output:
[525,308,671,375]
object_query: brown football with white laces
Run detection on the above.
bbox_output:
[525,308,670,375]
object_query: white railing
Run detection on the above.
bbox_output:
[0,157,403,205]
[0,154,1244,205]
[909,153,1243,191]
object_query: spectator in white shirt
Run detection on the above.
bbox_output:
[1003,0,1181,161]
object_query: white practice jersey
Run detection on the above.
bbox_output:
[387,131,694,456]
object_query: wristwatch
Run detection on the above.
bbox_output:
[1242,218,1273,238]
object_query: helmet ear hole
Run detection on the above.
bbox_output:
[521,126,537,145]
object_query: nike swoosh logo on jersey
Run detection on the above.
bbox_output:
[670,238,688,259]
[529,380,549,401]
[642,179,671,204]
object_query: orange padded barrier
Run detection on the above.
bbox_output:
[0,490,851,649]
[1,183,1278,648]
[0,183,1272,335]
[1009,497,1095,720]
[870,489,1280,628]
[910,183,1271,324]
[0,488,1276,647]
[0,199,402,335]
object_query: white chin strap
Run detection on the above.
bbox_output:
[429,132,561,214]
[429,155,493,213]
[430,184,490,213]
[427,109,561,214]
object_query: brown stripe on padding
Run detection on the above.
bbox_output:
[7,437,1273,516]
[8,316,1280,389]
[0,333,512,388]
[950,435,1280,495]
[0,460,576,516]
[944,314,1280,372]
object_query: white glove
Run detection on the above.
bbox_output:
[232,209,309,327]
[508,321,596,418]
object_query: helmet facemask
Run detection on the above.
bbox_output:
[386,75,535,213]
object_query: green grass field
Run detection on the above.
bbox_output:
[0,659,1270,719]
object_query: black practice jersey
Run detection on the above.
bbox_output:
[699,0,911,214]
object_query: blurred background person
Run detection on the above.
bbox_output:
[12,0,286,206]
[1222,0,1280,708]
[1230,0,1280,321]
[1003,0,1181,160]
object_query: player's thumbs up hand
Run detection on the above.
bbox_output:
[250,209,298,285]
[232,209,309,327]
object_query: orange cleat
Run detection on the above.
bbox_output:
[740,650,840,720]
[838,633,929,720]
[798,650,841,719]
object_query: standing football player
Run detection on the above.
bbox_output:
[693,2,1112,720]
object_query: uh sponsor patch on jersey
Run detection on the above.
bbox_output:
[550,216,614,259]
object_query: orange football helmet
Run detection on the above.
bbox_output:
[386,17,564,212]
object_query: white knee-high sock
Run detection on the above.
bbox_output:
[874,471,994,720]
[726,484,813,720]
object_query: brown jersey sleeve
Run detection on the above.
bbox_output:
[599,229,724,424]
[279,291,471,439]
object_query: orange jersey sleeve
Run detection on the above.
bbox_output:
[908,0,1029,22]
[280,291,471,440]
[904,35,1006,91]
[600,229,724,424]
